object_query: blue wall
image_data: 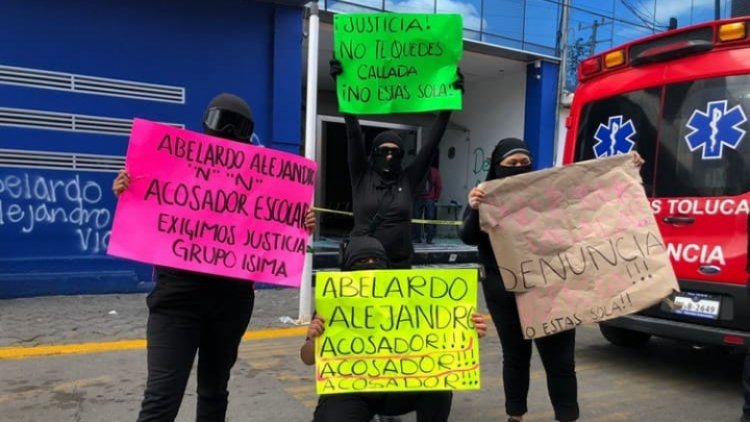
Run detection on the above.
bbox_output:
[523,61,559,170]
[0,0,303,298]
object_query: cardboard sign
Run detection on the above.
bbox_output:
[108,119,317,287]
[334,13,463,114]
[479,155,679,339]
[314,269,480,394]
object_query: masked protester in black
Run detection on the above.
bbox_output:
[300,236,487,422]
[112,93,316,422]
[459,138,580,422]
[330,59,462,268]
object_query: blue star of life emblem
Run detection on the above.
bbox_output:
[685,100,746,160]
[592,115,636,158]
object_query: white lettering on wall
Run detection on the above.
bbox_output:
[0,173,111,253]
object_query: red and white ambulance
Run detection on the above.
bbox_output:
[563,17,750,348]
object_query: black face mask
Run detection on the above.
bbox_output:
[494,165,532,179]
[349,260,389,271]
[371,150,403,175]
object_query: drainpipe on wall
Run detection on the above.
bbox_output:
[553,0,571,166]
[299,0,319,324]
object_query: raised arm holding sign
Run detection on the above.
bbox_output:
[333,13,463,115]
[330,14,464,269]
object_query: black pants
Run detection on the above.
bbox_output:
[482,269,579,421]
[313,392,452,422]
[136,276,255,422]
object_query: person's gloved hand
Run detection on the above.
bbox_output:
[329,58,343,79]
[453,68,465,94]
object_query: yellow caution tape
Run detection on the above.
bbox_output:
[312,207,463,226]
[311,207,353,217]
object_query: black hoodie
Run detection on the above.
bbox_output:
[341,236,390,271]
[459,138,532,272]
[345,112,451,268]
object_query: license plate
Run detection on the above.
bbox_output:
[672,292,721,320]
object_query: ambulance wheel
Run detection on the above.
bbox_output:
[599,324,651,348]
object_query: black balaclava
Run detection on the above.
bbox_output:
[342,236,390,271]
[202,93,254,142]
[486,137,532,181]
[370,130,405,176]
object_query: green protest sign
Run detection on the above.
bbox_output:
[333,13,463,115]
[314,269,480,395]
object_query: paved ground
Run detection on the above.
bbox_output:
[0,288,746,421]
[0,289,303,348]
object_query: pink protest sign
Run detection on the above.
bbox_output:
[108,119,317,287]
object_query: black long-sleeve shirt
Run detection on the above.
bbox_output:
[346,111,451,267]
[459,206,499,272]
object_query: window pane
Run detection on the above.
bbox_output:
[482,33,523,51]
[656,75,750,197]
[575,88,662,194]
[566,4,609,90]
[654,0,692,28]
[612,0,658,45]
[523,42,557,57]
[654,0,718,27]
[464,28,481,41]
[482,0,524,44]
[436,0,483,31]
[569,0,616,53]
[326,0,385,13]
[611,20,654,46]
[572,0,616,16]
[524,0,561,54]
[722,0,732,19]
[690,0,719,25]
[386,0,435,13]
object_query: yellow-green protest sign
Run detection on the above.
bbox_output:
[333,13,463,115]
[314,269,480,395]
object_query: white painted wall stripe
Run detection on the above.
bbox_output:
[0,107,183,136]
[0,149,124,172]
[0,64,185,104]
